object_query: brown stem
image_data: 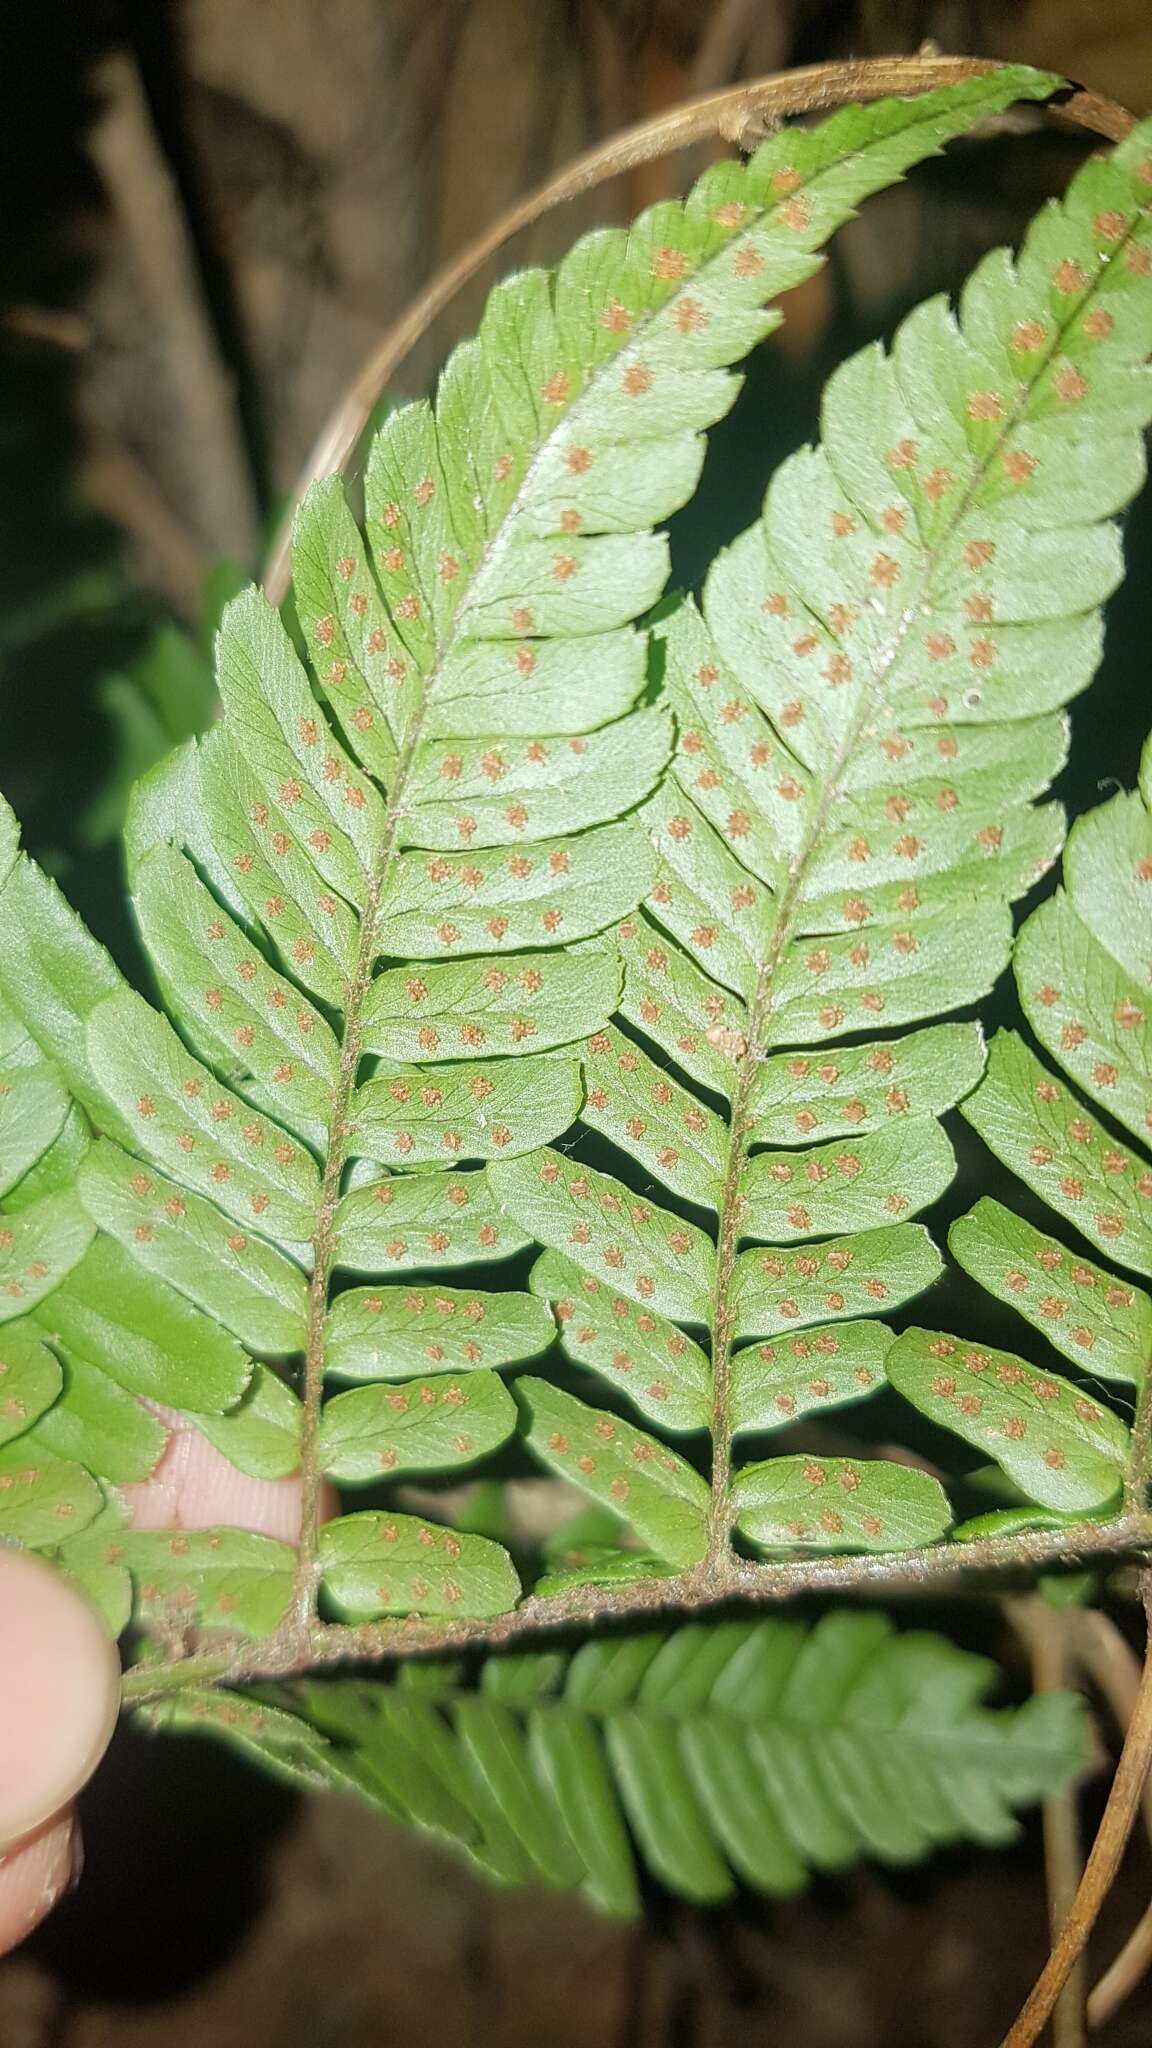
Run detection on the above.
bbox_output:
[1072,1610,1152,2031]
[1087,1901,1152,2031]
[1125,1351,1152,1512]
[89,51,261,567]
[261,57,1133,605]
[1000,1579,1152,2048]
[1009,1599,1088,2048]
[120,1513,1152,1706]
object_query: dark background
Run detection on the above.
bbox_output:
[1,3,1151,2043]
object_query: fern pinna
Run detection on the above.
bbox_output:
[888,732,1152,1519]
[143,1612,1084,1911]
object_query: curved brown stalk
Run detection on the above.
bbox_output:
[1071,1610,1152,2032]
[262,56,1133,604]
[1001,1580,1152,2048]
[1008,1599,1088,2047]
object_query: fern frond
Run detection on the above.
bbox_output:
[142,1610,1087,1911]
[890,728,1152,1509]
[0,73,1057,1635]
[495,116,1152,1568]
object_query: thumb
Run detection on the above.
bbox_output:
[0,1547,120,1951]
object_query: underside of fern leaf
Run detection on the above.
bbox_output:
[493,112,1152,1576]
[0,68,1073,1649]
[889,729,1152,1520]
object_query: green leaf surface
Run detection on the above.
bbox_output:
[1017,890,1150,1146]
[579,1023,727,1208]
[86,991,321,1249]
[732,1453,953,1552]
[324,1281,552,1381]
[208,1603,1085,1911]
[319,1510,521,1620]
[741,1118,956,1241]
[0,1322,61,1446]
[731,1318,892,1435]
[533,102,1152,1577]
[6,1106,91,1210]
[530,1249,711,1432]
[964,1032,1152,1278]
[32,1495,135,1637]
[77,1140,309,1355]
[0,851,127,1116]
[0,1059,69,1200]
[123,1527,296,1640]
[732,1224,943,1340]
[516,1376,710,1567]
[139,1689,365,1798]
[749,1021,986,1144]
[360,949,621,1062]
[30,1349,167,1483]
[352,1054,582,1166]
[8,72,1152,1675]
[0,1440,102,1546]
[405,707,671,847]
[32,1238,251,1413]
[534,1552,677,1597]
[950,1196,1151,1384]
[0,1190,94,1325]
[193,1365,303,1480]
[886,1327,1128,1511]
[318,1370,516,1482]
[492,1149,714,1323]
[131,843,340,1139]
[333,1167,532,1275]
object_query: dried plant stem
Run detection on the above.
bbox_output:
[261,56,1133,605]
[80,437,211,625]
[1070,1610,1152,2031]
[1009,1599,1087,2048]
[89,51,261,567]
[120,1513,1152,1706]
[1087,1902,1152,2031]
[689,0,780,99]
[1000,1580,1152,2048]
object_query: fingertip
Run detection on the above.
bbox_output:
[123,1416,337,1542]
[0,1549,120,1852]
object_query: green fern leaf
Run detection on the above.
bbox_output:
[886,1329,1129,1509]
[894,724,1152,1498]
[318,1510,522,1620]
[0,1440,103,1546]
[0,1324,61,1447]
[317,1369,517,1482]
[123,1527,297,1640]
[950,1199,1151,1384]
[731,1452,952,1550]
[518,1375,712,1565]
[144,1610,1087,1911]
[495,113,1152,1569]
[0,74,1051,1635]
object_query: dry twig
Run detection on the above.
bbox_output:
[1001,1581,1152,2047]
[90,50,261,570]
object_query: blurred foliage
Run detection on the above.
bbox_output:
[78,560,240,848]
